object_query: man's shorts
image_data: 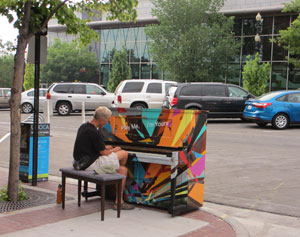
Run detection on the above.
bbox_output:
[88,152,120,171]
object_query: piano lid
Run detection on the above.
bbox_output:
[102,108,207,149]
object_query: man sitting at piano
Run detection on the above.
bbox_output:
[73,106,135,210]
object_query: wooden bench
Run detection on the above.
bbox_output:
[59,167,125,221]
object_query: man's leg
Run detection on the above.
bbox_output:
[114,150,134,210]
[115,150,128,166]
[115,150,128,204]
[116,165,127,204]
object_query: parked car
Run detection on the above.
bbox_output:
[46,82,114,116]
[162,84,178,109]
[21,88,48,113]
[243,90,300,129]
[0,88,11,108]
[112,79,177,109]
[170,82,254,118]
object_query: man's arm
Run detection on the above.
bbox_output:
[100,146,122,156]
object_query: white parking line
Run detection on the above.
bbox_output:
[0,132,10,144]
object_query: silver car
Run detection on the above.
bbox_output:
[0,88,11,109]
[21,88,48,113]
[46,82,114,116]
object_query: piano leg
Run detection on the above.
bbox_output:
[170,177,176,217]
[169,153,179,216]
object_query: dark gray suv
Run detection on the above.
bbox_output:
[171,82,254,118]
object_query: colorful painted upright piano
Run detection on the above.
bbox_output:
[102,108,207,216]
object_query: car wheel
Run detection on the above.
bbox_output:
[57,102,71,116]
[131,103,147,110]
[256,123,267,127]
[272,113,289,129]
[22,103,33,114]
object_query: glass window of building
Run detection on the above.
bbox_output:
[227,63,241,85]
[242,18,256,36]
[274,16,290,35]
[141,64,151,79]
[54,12,296,91]
[288,66,300,89]
[242,37,255,60]
[141,42,150,62]
[261,36,272,61]
[152,64,162,79]
[262,16,273,35]
[100,64,110,86]
[233,19,242,36]
[131,64,140,79]
[271,63,288,90]
[272,37,288,61]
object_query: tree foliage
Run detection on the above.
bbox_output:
[0,40,16,55]
[0,0,137,202]
[41,39,99,85]
[275,0,300,67]
[0,54,14,87]
[108,48,131,92]
[242,53,270,96]
[145,0,238,82]
[23,64,35,90]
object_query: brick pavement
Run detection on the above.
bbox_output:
[0,169,237,236]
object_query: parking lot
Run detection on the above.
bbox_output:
[0,109,299,218]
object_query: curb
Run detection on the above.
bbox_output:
[201,205,250,237]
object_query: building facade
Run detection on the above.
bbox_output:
[48,0,300,90]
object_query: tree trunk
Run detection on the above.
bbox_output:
[7,1,32,202]
[7,36,27,201]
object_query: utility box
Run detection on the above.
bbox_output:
[19,122,50,182]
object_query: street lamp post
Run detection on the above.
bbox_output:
[255,13,263,62]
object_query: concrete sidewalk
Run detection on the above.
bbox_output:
[0,168,245,237]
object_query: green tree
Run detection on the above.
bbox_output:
[0,0,137,202]
[275,0,300,67]
[41,39,99,84]
[145,0,238,82]
[0,40,16,55]
[23,64,35,90]
[0,54,14,87]
[242,53,271,96]
[108,48,131,92]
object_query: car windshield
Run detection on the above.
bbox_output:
[256,91,283,101]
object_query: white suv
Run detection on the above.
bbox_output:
[46,82,114,116]
[112,79,177,109]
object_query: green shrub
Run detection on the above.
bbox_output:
[242,53,271,96]
[0,183,29,202]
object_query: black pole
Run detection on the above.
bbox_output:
[32,33,41,186]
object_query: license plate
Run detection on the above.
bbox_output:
[247,105,252,109]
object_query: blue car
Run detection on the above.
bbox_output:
[243,90,300,129]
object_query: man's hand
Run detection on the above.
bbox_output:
[105,145,113,150]
[100,146,122,156]
[111,146,121,152]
